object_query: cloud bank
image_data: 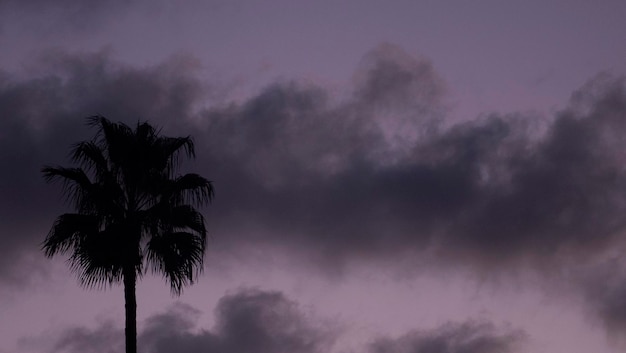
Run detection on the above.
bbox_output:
[34,289,333,353]
[199,54,626,275]
[29,288,524,353]
[3,44,626,336]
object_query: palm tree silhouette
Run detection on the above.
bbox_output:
[42,116,213,353]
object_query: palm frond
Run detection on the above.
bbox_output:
[169,174,214,206]
[71,141,108,175]
[42,213,99,257]
[72,256,124,289]
[42,166,91,185]
[141,204,207,237]
[42,166,93,209]
[170,205,208,235]
[161,136,195,160]
[146,231,205,294]
[94,116,135,170]
[68,226,142,289]
[136,121,157,144]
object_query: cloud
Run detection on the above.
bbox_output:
[142,289,335,353]
[0,42,451,285]
[200,68,626,275]
[3,44,626,302]
[0,49,205,285]
[8,44,624,341]
[47,321,124,353]
[369,320,526,353]
[0,0,135,34]
[353,42,446,117]
[29,288,335,353]
[440,75,626,270]
[31,289,525,353]
[0,0,230,37]
[576,256,626,341]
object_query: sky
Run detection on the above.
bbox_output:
[1,1,626,352]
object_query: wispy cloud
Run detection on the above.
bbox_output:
[369,320,526,353]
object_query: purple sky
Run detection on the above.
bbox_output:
[2,1,626,352]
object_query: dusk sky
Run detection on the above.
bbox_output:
[2,1,626,353]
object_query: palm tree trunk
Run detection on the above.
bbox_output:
[123,267,137,353]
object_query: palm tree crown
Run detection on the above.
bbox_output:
[42,116,213,353]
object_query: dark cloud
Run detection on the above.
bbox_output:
[197,44,450,255]
[142,289,334,353]
[7,44,626,343]
[4,45,626,311]
[369,321,526,353]
[440,76,626,270]
[32,289,524,353]
[0,49,205,285]
[32,288,335,353]
[201,68,626,274]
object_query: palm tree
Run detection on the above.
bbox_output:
[42,116,213,353]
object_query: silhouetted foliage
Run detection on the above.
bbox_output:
[42,116,213,353]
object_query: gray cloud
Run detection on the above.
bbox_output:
[4,46,626,339]
[369,321,526,353]
[200,69,626,274]
[575,256,626,338]
[142,289,334,353]
[47,321,124,353]
[440,77,626,270]
[354,43,446,118]
[33,288,335,353]
[0,0,230,37]
[0,0,135,35]
[0,49,205,285]
[34,289,524,353]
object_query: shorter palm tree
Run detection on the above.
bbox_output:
[42,116,213,353]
